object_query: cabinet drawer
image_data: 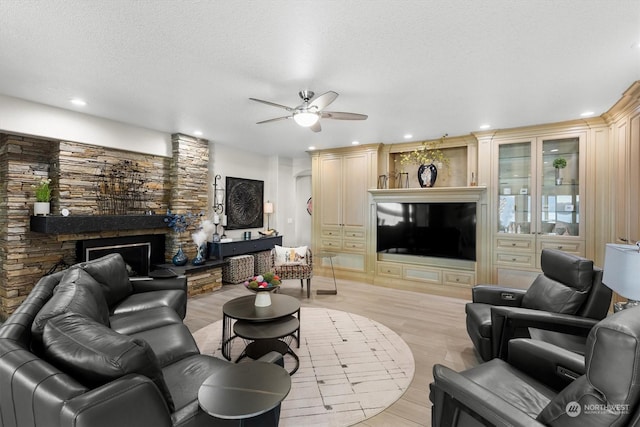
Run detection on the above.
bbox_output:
[495,236,534,250]
[495,252,535,267]
[343,229,365,240]
[320,238,341,249]
[377,262,402,278]
[443,271,475,288]
[403,266,441,284]
[321,227,341,238]
[342,240,365,253]
[537,240,584,255]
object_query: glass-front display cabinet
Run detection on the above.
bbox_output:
[496,134,584,241]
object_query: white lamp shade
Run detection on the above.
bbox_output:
[293,111,319,127]
[603,243,640,300]
[264,202,274,214]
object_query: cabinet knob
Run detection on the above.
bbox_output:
[511,243,516,246]
[557,246,563,250]
[512,258,517,261]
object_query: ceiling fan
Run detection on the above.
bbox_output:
[249,90,367,132]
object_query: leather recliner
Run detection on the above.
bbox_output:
[465,249,611,361]
[431,305,640,427]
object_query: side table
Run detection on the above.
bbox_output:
[198,362,291,425]
[222,294,301,361]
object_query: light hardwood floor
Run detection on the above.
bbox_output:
[184,276,481,427]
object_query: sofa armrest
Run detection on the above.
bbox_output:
[131,276,187,294]
[61,374,172,427]
[508,338,585,391]
[491,306,598,359]
[430,364,544,427]
[472,285,526,306]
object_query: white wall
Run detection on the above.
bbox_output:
[0,95,171,157]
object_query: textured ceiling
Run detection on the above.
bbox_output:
[0,0,638,157]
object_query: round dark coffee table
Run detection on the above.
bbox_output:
[234,315,300,374]
[221,294,301,360]
[198,361,291,423]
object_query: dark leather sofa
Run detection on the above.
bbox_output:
[0,253,284,427]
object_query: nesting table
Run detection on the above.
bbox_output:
[221,294,301,370]
[198,361,291,425]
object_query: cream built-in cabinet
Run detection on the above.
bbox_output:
[311,144,379,279]
[482,124,603,288]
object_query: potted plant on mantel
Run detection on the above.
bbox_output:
[399,134,450,188]
[553,157,567,185]
[32,177,52,216]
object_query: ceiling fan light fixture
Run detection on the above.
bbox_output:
[293,111,320,127]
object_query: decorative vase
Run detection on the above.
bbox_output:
[172,244,188,266]
[254,291,272,307]
[417,163,438,188]
[34,202,50,216]
[192,244,206,266]
[555,168,563,185]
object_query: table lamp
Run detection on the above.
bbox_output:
[603,242,640,311]
[264,201,274,231]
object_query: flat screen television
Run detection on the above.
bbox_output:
[376,202,476,261]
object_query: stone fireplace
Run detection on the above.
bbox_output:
[0,132,213,319]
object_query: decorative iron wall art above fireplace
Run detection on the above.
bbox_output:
[225,177,264,230]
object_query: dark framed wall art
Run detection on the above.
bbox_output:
[225,176,264,230]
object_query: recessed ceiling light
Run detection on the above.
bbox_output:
[479,124,491,130]
[70,98,86,106]
[352,140,359,145]
[308,146,316,150]
[404,134,412,139]
[580,111,595,117]
[193,130,203,136]
[550,149,559,153]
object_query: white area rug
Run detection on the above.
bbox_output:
[193,307,415,426]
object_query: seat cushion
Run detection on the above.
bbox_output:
[462,358,556,418]
[110,306,183,336]
[78,253,133,307]
[42,312,175,412]
[32,268,110,349]
[111,289,186,319]
[129,323,200,368]
[161,354,228,411]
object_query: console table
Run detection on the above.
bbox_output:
[209,235,282,260]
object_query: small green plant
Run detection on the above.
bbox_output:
[399,134,450,170]
[31,178,52,202]
[553,158,567,169]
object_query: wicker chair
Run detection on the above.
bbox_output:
[272,248,313,298]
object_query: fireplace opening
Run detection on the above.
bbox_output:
[77,235,165,277]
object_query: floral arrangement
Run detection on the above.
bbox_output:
[244,272,281,290]
[192,219,216,247]
[164,210,204,233]
[31,178,52,202]
[399,134,450,170]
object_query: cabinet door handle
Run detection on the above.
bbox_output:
[557,246,563,250]
[620,237,629,242]
[511,243,516,246]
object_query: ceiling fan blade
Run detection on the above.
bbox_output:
[256,116,291,124]
[309,91,338,111]
[321,111,368,120]
[249,98,293,111]
[310,121,322,132]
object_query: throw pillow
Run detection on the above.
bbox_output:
[274,245,307,266]
[43,312,175,412]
